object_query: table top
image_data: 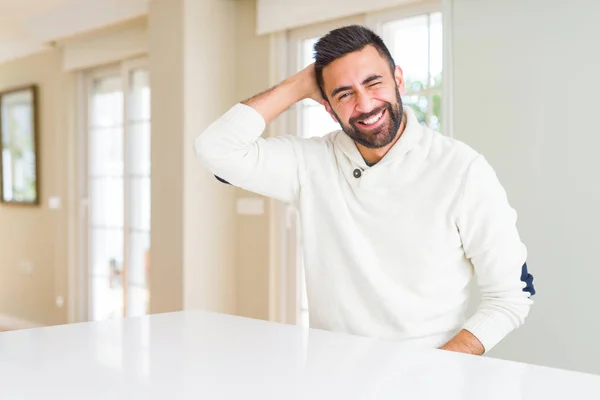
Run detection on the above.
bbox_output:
[1,310,599,399]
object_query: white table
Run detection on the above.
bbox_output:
[0,310,599,399]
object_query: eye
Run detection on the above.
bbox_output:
[338,93,350,101]
[368,81,382,88]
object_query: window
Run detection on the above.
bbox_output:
[285,6,444,328]
[297,37,341,138]
[292,12,443,139]
[381,11,443,131]
[83,59,151,321]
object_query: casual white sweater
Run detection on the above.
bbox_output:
[195,103,533,352]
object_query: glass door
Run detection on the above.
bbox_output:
[84,59,151,321]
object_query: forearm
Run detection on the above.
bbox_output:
[242,75,308,124]
[196,76,307,168]
[440,329,484,355]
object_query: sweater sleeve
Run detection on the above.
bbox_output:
[194,103,305,204]
[457,155,534,352]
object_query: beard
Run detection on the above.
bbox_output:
[335,86,403,149]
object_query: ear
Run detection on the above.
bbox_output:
[394,65,406,96]
[323,100,339,123]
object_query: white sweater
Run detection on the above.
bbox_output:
[195,103,533,352]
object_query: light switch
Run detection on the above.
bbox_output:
[19,261,34,275]
[236,197,265,215]
[48,196,61,210]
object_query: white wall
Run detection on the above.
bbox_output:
[451,0,600,375]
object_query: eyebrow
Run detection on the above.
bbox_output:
[330,75,383,98]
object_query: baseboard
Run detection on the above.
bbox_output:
[0,314,44,331]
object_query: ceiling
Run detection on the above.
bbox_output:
[0,0,147,64]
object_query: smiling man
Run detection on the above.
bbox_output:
[195,25,535,355]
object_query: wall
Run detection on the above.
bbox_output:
[148,0,239,316]
[61,19,148,72]
[452,0,600,375]
[0,49,74,326]
[256,0,421,34]
[234,0,272,321]
[148,0,278,321]
[181,0,238,314]
[147,0,185,314]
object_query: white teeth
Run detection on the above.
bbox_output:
[362,111,383,125]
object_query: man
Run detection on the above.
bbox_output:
[195,25,535,355]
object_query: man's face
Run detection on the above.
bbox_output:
[322,45,405,149]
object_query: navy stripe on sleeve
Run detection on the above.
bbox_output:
[521,262,536,296]
[215,175,231,185]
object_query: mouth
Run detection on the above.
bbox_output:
[357,109,386,129]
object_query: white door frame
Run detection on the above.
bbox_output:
[75,56,149,323]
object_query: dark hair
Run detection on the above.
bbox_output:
[314,25,396,101]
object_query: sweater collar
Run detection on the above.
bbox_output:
[334,106,424,167]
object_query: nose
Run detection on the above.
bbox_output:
[355,89,375,114]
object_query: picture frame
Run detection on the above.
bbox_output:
[0,84,40,206]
